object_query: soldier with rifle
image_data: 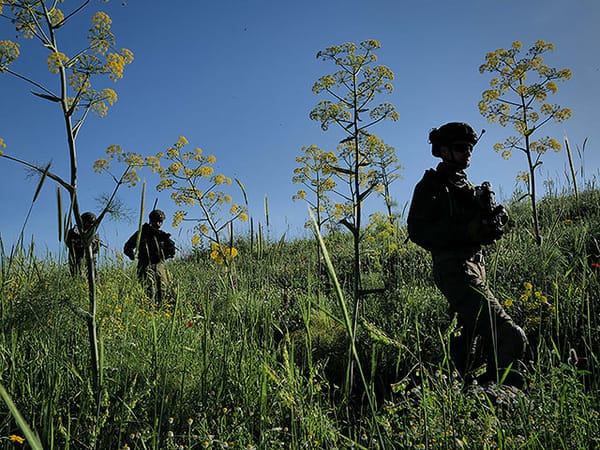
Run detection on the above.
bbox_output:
[66,211,101,277]
[124,209,176,304]
[407,122,527,388]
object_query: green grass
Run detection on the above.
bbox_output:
[0,188,599,449]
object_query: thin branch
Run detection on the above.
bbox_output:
[55,0,90,28]
[1,153,72,193]
[3,68,58,98]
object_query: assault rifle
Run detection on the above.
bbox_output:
[475,181,509,241]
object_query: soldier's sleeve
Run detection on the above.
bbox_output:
[123,232,137,260]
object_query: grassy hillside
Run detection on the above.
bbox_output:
[1,188,599,449]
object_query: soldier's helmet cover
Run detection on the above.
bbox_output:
[149,209,166,223]
[429,122,478,157]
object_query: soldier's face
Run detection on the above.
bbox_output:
[441,140,473,169]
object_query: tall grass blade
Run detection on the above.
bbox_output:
[308,207,385,448]
[235,178,248,206]
[0,384,44,450]
[135,180,147,254]
[564,134,579,203]
[264,194,269,227]
[32,162,51,204]
[57,186,63,242]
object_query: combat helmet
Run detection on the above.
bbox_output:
[429,122,478,157]
[149,209,166,223]
[81,212,96,225]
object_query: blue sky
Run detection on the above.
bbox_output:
[1,0,599,260]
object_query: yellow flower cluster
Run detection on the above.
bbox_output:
[47,51,70,74]
[92,88,118,117]
[91,11,112,28]
[105,49,134,81]
[200,166,214,177]
[10,434,25,444]
[191,233,201,246]
[210,242,238,264]
[89,12,113,54]
[176,135,189,147]
[68,72,92,92]
[0,39,20,68]
[173,210,186,227]
[93,144,143,187]
[518,281,554,331]
[213,173,232,185]
[516,171,530,184]
[199,224,210,235]
[146,137,249,251]
[49,8,64,27]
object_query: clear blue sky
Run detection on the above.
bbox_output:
[1,0,599,260]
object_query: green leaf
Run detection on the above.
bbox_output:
[30,90,60,102]
[32,163,51,203]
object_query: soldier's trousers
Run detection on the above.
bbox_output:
[137,262,169,304]
[433,252,527,385]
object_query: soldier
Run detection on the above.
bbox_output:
[407,122,527,388]
[124,209,176,304]
[65,211,101,277]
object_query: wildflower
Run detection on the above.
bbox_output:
[503,298,513,307]
[200,166,214,177]
[47,51,69,73]
[168,417,174,425]
[106,52,127,81]
[9,435,25,444]
[191,234,201,246]
[102,88,118,106]
[91,11,112,28]
[187,418,194,425]
[176,136,189,147]
[592,262,600,269]
[1,40,20,70]
[187,321,194,327]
